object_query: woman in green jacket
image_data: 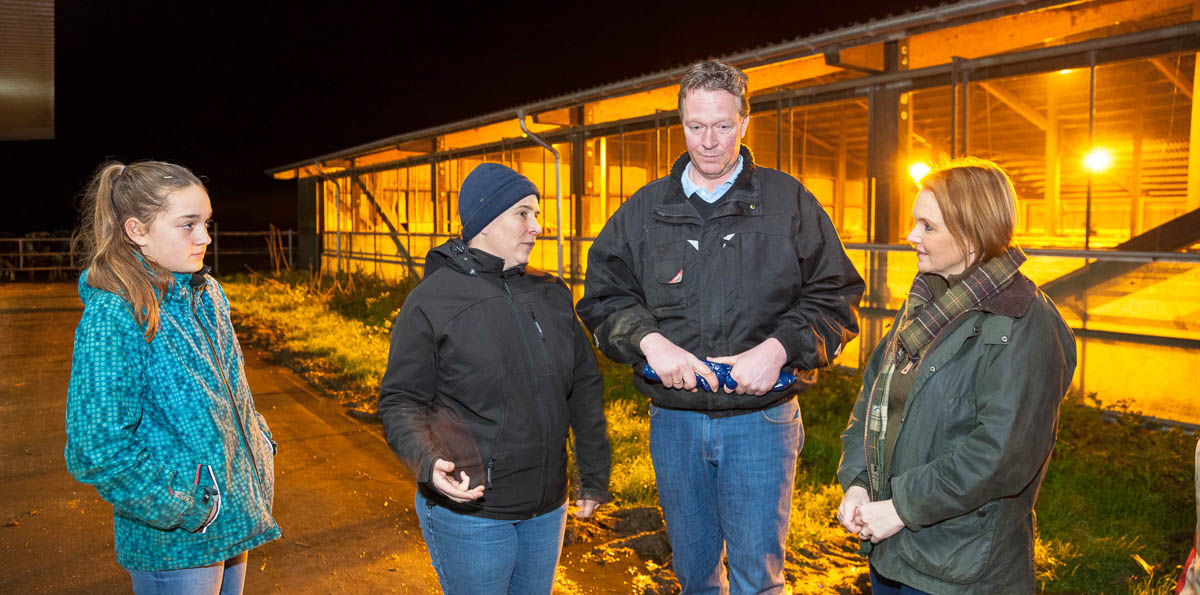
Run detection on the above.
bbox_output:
[836,158,1076,594]
[65,161,280,594]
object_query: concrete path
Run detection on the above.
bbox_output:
[0,282,439,594]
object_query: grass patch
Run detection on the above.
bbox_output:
[221,271,1197,592]
[221,271,396,414]
[1033,394,1195,592]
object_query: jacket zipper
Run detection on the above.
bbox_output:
[502,278,551,516]
[190,286,266,503]
[529,310,553,374]
[864,310,976,494]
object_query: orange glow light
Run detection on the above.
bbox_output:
[1083,148,1113,173]
[909,162,932,184]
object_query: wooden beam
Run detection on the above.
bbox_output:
[1150,57,1193,100]
[978,81,1048,131]
[909,0,1195,69]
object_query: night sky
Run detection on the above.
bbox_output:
[0,0,930,235]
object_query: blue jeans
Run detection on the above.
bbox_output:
[870,564,933,594]
[415,490,568,595]
[649,397,802,595]
[128,551,248,595]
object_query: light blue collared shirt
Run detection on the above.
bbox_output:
[680,155,744,203]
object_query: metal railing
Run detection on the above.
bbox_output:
[0,229,296,279]
[0,237,74,278]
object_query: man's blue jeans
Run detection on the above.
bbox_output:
[649,397,802,595]
[128,551,248,595]
[415,490,568,595]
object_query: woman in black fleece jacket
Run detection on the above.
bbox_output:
[379,164,610,595]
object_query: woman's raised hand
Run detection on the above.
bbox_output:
[430,459,485,503]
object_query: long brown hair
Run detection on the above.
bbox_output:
[72,160,204,341]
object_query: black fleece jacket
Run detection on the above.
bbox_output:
[379,239,610,519]
[577,146,865,411]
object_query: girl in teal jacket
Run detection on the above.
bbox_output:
[65,161,280,594]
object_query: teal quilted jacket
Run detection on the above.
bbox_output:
[65,270,281,571]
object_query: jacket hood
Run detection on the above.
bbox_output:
[423,238,525,279]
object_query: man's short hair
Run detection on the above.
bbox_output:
[677,60,750,118]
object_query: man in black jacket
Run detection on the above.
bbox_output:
[577,60,864,594]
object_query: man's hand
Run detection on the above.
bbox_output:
[854,499,905,544]
[574,499,602,519]
[429,458,485,503]
[836,485,869,534]
[707,338,788,395]
[639,332,718,392]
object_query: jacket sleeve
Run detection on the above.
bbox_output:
[837,329,890,492]
[64,297,215,532]
[378,298,447,485]
[576,197,658,364]
[566,319,612,503]
[768,187,865,371]
[890,306,1076,529]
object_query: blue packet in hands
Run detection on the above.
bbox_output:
[638,361,796,393]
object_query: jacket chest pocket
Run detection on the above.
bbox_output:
[732,220,799,301]
[644,237,689,313]
[526,307,556,377]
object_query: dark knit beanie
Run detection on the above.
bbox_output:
[457,163,540,242]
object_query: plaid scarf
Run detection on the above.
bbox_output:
[864,247,1025,501]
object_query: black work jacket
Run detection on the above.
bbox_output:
[577,147,865,411]
[379,239,610,519]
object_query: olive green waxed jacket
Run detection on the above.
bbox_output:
[838,273,1076,594]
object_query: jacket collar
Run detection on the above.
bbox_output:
[424,238,527,280]
[655,145,761,221]
[978,272,1036,317]
[133,250,209,303]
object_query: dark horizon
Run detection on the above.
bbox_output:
[0,0,930,235]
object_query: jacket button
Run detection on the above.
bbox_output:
[1001,336,1009,343]
[929,366,936,373]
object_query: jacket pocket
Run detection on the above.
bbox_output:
[760,397,801,425]
[647,240,687,312]
[255,427,276,507]
[894,500,1000,584]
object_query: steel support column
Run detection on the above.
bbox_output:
[1189,3,1200,210]
[297,177,319,270]
[868,40,904,245]
[1045,76,1062,236]
[571,126,586,289]
[1131,68,1146,236]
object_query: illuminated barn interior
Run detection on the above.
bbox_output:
[268,0,1200,423]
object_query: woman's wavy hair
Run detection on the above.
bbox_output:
[919,157,1019,269]
[72,160,204,341]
